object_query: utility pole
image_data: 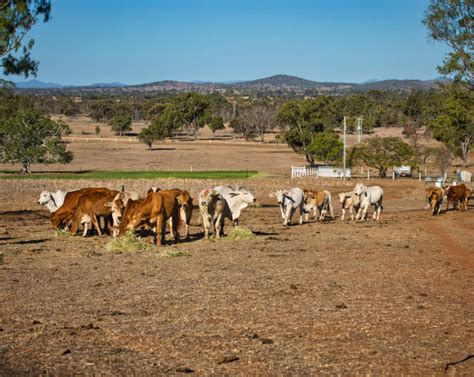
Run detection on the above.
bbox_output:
[356,116,363,144]
[343,116,347,180]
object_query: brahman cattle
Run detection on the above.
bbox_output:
[353,183,383,221]
[271,188,304,226]
[425,186,444,215]
[199,186,255,239]
[37,190,67,212]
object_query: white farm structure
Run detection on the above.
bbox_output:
[291,165,352,179]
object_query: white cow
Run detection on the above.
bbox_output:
[199,186,256,240]
[271,188,304,226]
[37,190,67,212]
[353,183,384,221]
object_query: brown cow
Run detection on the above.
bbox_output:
[51,188,117,231]
[126,190,180,246]
[69,190,120,236]
[464,187,472,209]
[425,186,444,215]
[445,183,468,211]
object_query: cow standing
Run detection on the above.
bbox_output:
[271,188,305,226]
[338,192,360,222]
[353,183,383,222]
[425,186,444,215]
[199,186,255,240]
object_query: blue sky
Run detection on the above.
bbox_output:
[6,0,448,85]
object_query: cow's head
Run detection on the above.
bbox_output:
[38,191,53,206]
[353,183,366,196]
[228,188,255,204]
[177,191,192,209]
[148,187,161,194]
[105,197,125,226]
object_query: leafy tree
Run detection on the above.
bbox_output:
[430,83,473,165]
[239,102,276,143]
[0,108,73,172]
[229,117,256,140]
[277,98,336,164]
[423,0,473,85]
[109,114,132,136]
[169,93,212,139]
[432,145,453,176]
[208,116,224,133]
[355,137,415,178]
[307,129,343,165]
[0,0,51,77]
[95,125,101,136]
[138,126,157,149]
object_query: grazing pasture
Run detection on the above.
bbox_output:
[1,176,473,375]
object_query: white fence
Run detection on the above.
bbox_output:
[291,166,352,179]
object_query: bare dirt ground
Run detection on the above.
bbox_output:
[1,177,473,375]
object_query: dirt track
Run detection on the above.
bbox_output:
[1,178,473,375]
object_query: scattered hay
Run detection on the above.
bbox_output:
[106,231,155,253]
[248,201,262,209]
[53,229,71,238]
[157,249,191,258]
[225,227,257,240]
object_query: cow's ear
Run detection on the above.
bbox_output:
[269,192,276,198]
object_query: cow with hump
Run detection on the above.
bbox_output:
[199,185,255,240]
[270,187,304,226]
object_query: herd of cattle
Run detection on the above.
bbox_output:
[425,183,472,215]
[37,181,471,246]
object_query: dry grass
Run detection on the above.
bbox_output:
[157,248,192,257]
[225,226,257,240]
[106,231,155,253]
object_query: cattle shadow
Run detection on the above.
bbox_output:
[2,238,49,245]
[149,147,176,151]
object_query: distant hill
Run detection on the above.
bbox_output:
[15,74,444,95]
[15,79,63,89]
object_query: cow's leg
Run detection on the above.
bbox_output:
[172,215,180,243]
[90,214,102,237]
[155,216,164,246]
[329,202,335,219]
[299,205,303,225]
[341,207,345,221]
[214,215,221,240]
[82,222,88,237]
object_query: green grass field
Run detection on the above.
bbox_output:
[0,170,258,180]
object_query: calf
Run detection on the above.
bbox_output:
[338,192,360,222]
[303,189,334,221]
[199,188,224,240]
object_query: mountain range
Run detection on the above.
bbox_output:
[13,74,444,94]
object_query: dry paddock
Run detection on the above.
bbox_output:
[0,177,473,376]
